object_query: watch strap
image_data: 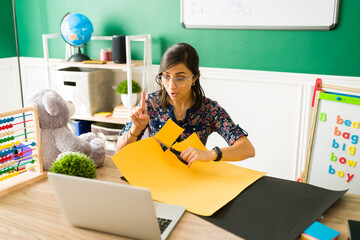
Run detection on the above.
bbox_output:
[213,146,222,162]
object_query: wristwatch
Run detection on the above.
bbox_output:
[213,146,222,162]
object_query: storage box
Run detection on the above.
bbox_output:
[55,67,113,117]
[91,122,124,155]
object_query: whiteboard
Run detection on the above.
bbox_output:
[306,92,360,194]
[181,0,340,30]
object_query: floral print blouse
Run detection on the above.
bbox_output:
[119,90,248,146]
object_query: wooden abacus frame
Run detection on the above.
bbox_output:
[0,104,47,197]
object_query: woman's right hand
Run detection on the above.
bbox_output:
[129,91,150,135]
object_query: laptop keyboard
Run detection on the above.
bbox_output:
[157,217,172,234]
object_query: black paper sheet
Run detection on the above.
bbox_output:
[198,176,347,240]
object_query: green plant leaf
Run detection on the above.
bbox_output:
[49,152,96,179]
[116,79,142,94]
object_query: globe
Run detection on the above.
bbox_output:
[60,13,93,62]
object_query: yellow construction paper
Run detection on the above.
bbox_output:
[112,119,266,216]
[154,119,184,147]
[172,132,207,151]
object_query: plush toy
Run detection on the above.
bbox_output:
[28,89,106,170]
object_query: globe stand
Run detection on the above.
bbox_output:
[68,47,90,62]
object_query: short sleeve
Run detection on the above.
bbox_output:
[213,103,248,146]
[118,120,146,141]
[119,120,132,136]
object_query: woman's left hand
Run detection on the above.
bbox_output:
[180,147,216,167]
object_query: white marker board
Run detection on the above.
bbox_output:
[305,91,360,195]
[181,0,340,30]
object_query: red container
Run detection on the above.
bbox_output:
[99,49,113,61]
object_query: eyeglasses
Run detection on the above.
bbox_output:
[157,73,194,87]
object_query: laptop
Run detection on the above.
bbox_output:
[48,172,186,240]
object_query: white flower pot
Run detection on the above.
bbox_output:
[121,93,138,107]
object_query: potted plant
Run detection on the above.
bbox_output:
[116,79,141,107]
[49,152,96,179]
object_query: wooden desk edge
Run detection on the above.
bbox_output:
[0,156,358,240]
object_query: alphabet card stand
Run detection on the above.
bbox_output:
[0,104,46,197]
[303,80,360,194]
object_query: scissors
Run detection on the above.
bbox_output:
[153,136,188,165]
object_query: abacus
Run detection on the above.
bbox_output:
[0,104,46,197]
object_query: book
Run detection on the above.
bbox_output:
[301,221,340,240]
[94,112,112,117]
[112,105,135,118]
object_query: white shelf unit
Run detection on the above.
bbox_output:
[42,34,152,123]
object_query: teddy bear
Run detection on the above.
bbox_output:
[28,89,106,170]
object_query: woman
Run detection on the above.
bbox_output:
[116,43,255,166]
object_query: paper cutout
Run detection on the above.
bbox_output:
[154,119,184,147]
[112,119,266,216]
[171,132,207,151]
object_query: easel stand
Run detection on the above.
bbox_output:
[0,104,47,197]
[301,79,360,194]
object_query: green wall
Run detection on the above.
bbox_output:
[15,0,360,77]
[0,0,16,58]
